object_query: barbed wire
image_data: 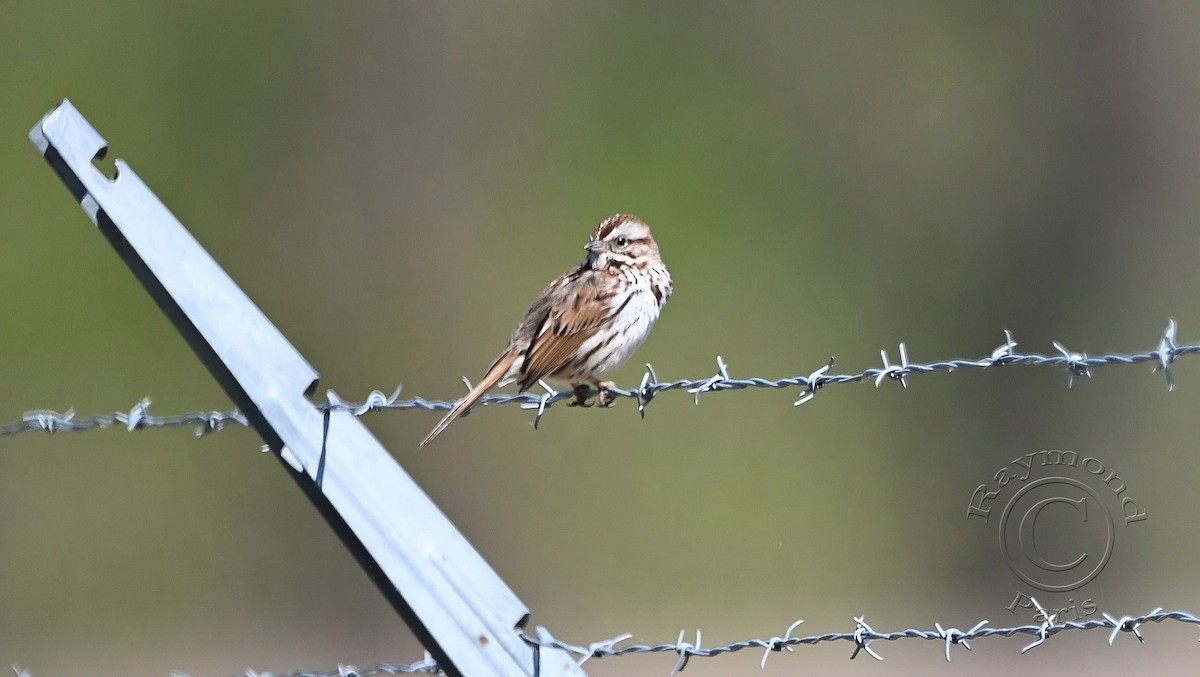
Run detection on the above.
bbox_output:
[5,324,1196,674]
[520,601,1196,671]
[2,320,1191,439]
[12,603,1190,676]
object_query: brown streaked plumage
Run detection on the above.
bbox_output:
[421,214,672,446]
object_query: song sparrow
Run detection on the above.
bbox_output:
[421,214,672,446]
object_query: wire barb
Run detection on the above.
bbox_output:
[520,380,560,430]
[936,620,986,662]
[1103,608,1161,646]
[759,619,804,669]
[1053,341,1092,389]
[195,410,248,437]
[124,398,152,431]
[687,356,730,404]
[580,633,633,669]
[990,329,1019,364]
[671,629,701,674]
[794,358,834,406]
[531,626,633,669]
[875,343,910,388]
[1155,319,1179,391]
[1020,598,1058,654]
[26,408,74,433]
[850,616,884,661]
[326,385,405,416]
[637,363,660,419]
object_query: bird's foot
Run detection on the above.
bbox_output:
[597,381,616,408]
[568,384,594,407]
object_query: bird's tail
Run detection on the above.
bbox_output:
[420,351,519,447]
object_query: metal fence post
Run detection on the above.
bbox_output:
[29,100,579,677]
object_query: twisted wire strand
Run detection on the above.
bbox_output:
[1,321,1189,438]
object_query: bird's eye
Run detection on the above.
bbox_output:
[615,237,628,246]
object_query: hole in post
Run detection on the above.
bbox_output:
[91,146,118,180]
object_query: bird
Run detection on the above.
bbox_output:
[421,213,672,446]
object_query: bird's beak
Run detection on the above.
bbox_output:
[582,238,605,267]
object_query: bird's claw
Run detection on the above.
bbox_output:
[568,384,594,407]
[566,382,616,407]
[597,381,616,408]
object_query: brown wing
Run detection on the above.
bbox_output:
[517,270,616,389]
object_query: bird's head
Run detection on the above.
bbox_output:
[582,214,661,270]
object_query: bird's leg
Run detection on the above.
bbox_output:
[597,380,616,408]
[568,383,594,407]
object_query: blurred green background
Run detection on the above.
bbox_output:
[4,2,1200,675]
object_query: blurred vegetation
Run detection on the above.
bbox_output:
[3,2,1200,675]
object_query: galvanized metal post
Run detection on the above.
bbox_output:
[30,100,579,677]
